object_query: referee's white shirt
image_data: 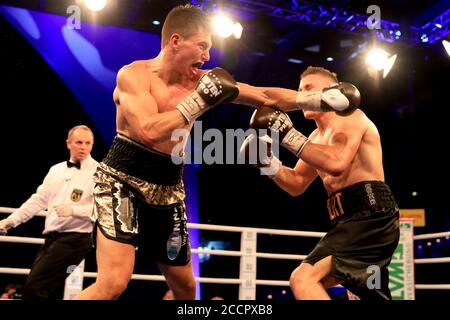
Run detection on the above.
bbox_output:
[8,155,99,234]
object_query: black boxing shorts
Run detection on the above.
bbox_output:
[303,181,400,300]
[92,135,190,265]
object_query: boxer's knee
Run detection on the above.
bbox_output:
[94,276,130,299]
[290,264,315,296]
[172,275,196,299]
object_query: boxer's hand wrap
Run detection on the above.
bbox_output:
[296,82,360,115]
[239,134,282,178]
[176,68,240,124]
[250,106,309,157]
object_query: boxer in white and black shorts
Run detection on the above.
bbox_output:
[93,134,190,265]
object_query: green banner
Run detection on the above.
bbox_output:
[389,219,415,300]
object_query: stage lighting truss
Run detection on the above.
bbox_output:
[191,0,450,45]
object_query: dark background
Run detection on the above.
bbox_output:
[0,0,449,300]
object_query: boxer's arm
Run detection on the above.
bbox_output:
[116,64,188,146]
[271,160,318,197]
[234,83,359,114]
[233,83,299,111]
[258,86,300,112]
[268,129,319,196]
[300,116,367,176]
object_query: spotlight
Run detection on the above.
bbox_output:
[84,0,107,12]
[383,54,397,78]
[366,48,397,78]
[212,15,243,39]
[442,40,450,57]
[233,22,243,39]
[366,48,388,71]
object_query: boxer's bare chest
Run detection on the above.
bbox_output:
[150,75,197,113]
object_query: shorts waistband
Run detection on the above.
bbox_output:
[103,135,183,186]
[327,180,397,223]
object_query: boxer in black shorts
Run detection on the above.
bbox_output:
[243,66,400,300]
[304,180,399,300]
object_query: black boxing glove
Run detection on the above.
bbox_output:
[176,67,240,124]
[250,106,309,158]
[296,82,360,115]
[239,133,282,178]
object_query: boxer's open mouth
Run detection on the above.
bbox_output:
[192,62,203,68]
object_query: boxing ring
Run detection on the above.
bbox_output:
[1,206,450,300]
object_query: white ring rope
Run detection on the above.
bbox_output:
[414,231,450,240]
[188,222,326,238]
[193,248,242,257]
[415,284,450,290]
[0,207,45,216]
[414,257,450,264]
[256,252,307,260]
[0,268,243,284]
[0,235,44,245]
[3,234,448,265]
[1,208,450,294]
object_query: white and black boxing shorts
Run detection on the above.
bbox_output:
[93,135,190,265]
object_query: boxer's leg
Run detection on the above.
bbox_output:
[75,228,135,299]
[75,174,138,300]
[158,261,196,300]
[290,256,337,300]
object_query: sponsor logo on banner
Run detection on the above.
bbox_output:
[389,219,415,300]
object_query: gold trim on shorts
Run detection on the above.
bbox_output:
[97,162,185,205]
[94,162,186,239]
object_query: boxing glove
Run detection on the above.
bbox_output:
[239,133,282,177]
[250,106,309,157]
[176,67,240,124]
[296,82,360,115]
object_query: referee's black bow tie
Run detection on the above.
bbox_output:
[67,161,81,169]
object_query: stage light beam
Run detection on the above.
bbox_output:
[84,0,107,12]
[383,54,397,78]
[213,15,243,39]
[366,48,389,71]
[443,40,450,57]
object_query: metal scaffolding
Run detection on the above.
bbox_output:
[191,0,450,45]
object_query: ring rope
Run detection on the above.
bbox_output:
[1,208,450,293]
